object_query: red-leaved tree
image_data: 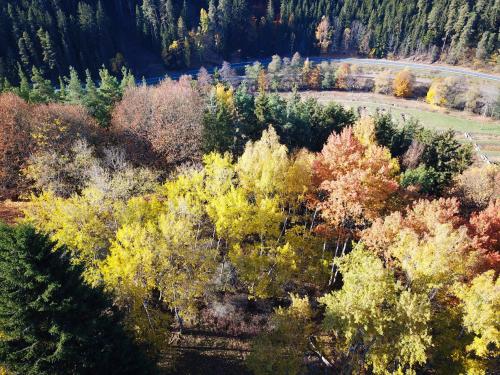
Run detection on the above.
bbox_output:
[310,127,399,236]
[468,199,500,272]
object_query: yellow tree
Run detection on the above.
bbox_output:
[207,127,329,297]
[102,170,217,325]
[319,246,432,374]
[335,63,354,90]
[23,188,119,284]
[361,197,493,373]
[455,271,499,367]
[362,198,477,289]
[393,68,416,98]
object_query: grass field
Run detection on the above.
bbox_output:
[289,91,500,162]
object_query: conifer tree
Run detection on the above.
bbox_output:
[83,69,104,124]
[66,66,84,104]
[57,76,67,101]
[29,66,54,103]
[0,224,155,375]
[96,66,122,126]
[37,28,56,70]
[16,64,30,101]
[119,67,136,92]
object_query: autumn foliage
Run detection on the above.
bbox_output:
[0,81,497,374]
[468,199,500,271]
[112,76,204,167]
[393,68,416,98]
[0,94,33,199]
[0,93,100,199]
[311,119,399,234]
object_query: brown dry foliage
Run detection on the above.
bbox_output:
[452,165,500,213]
[31,103,102,154]
[0,93,101,199]
[112,76,204,168]
[402,140,425,169]
[0,94,33,199]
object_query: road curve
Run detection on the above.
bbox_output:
[143,57,500,85]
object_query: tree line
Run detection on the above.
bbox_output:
[1,0,498,84]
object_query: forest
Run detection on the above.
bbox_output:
[0,1,499,374]
[0,55,498,373]
[0,0,498,83]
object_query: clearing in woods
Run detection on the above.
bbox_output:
[285,91,500,162]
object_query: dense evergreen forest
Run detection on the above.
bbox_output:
[0,0,498,83]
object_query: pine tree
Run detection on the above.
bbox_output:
[83,69,104,124]
[17,36,30,67]
[29,66,54,103]
[202,85,235,153]
[37,28,56,70]
[66,66,84,104]
[0,224,155,375]
[120,66,136,92]
[177,16,186,40]
[16,64,30,101]
[266,0,275,22]
[57,76,67,101]
[97,67,122,126]
[98,66,121,104]
[163,0,176,41]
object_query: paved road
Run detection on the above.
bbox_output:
[143,56,500,85]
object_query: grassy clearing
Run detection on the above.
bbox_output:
[289,91,500,161]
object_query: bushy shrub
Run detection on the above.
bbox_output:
[25,140,159,199]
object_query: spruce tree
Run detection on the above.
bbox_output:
[97,66,121,127]
[202,91,235,153]
[120,66,136,92]
[66,66,84,104]
[83,69,106,126]
[17,36,30,67]
[37,28,56,70]
[16,64,30,101]
[57,75,67,101]
[29,66,55,103]
[0,224,155,375]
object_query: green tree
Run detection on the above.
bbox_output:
[418,129,473,191]
[16,64,30,101]
[29,66,54,103]
[36,28,56,70]
[96,66,121,126]
[83,70,106,127]
[119,67,136,92]
[0,224,154,375]
[202,84,235,153]
[65,66,84,104]
[400,165,441,195]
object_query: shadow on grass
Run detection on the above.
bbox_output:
[164,349,252,375]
